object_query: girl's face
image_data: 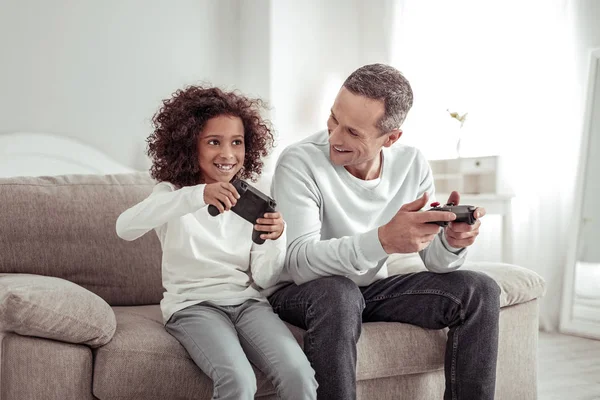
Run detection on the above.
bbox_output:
[197,115,245,184]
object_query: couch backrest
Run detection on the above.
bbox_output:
[0,172,163,306]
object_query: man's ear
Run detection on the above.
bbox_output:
[383,129,402,147]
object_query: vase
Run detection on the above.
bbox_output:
[455,137,462,158]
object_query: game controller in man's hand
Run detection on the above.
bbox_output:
[426,202,478,227]
[208,179,277,245]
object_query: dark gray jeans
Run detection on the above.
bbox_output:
[268,270,501,400]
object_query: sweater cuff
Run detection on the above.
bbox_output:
[357,228,388,264]
[189,184,207,209]
[440,229,465,254]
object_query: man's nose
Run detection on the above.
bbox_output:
[328,125,342,142]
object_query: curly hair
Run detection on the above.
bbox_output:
[147,85,274,187]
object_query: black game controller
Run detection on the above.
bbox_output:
[208,179,277,245]
[427,202,478,227]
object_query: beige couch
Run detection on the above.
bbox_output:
[0,172,546,400]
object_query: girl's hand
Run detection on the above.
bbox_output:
[255,212,285,241]
[203,182,240,213]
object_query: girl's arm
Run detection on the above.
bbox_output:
[249,226,287,289]
[116,182,206,241]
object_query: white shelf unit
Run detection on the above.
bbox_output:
[428,155,514,263]
[428,156,510,195]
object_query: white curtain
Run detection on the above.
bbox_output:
[389,0,580,331]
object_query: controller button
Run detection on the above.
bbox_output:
[430,202,440,207]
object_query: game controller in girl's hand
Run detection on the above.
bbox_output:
[208,179,277,245]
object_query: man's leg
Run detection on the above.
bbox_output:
[268,276,365,400]
[360,270,501,400]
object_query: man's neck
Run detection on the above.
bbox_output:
[344,152,382,180]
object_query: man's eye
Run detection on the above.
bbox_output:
[348,129,359,137]
[208,140,219,145]
[329,115,338,125]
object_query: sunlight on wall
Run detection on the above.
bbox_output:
[391,0,580,330]
[319,75,345,128]
[391,0,579,198]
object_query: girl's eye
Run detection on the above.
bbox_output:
[233,140,243,145]
[208,140,219,145]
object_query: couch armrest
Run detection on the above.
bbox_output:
[387,254,546,308]
[0,331,94,400]
[0,273,116,347]
[462,262,546,307]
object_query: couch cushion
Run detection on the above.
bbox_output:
[0,173,163,306]
[0,273,116,347]
[93,305,447,399]
[387,254,546,307]
[0,331,95,400]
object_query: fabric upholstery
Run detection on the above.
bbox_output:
[93,306,448,399]
[0,332,94,400]
[0,273,116,347]
[496,299,539,400]
[90,300,539,400]
[388,253,546,307]
[0,173,163,306]
[0,172,546,400]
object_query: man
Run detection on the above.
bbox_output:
[264,64,501,400]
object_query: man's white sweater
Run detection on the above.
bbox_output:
[116,181,286,324]
[265,130,466,296]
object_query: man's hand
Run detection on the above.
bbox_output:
[444,191,486,248]
[378,193,456,254]
[255,212,285,241]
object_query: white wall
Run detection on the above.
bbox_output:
[573,0,600,262]
[0,0,240,170]
[0,0,398,174]
[265,0,396,174]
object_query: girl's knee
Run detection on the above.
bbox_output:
[275,361,318,399]
[214,367,257,399]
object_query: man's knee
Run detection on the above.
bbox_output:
[306,276,365,314]
[456,270,501,309]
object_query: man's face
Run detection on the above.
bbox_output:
[327,87,397,170]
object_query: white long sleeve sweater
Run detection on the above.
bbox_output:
[116,181,286,324]
[264,130,466,296]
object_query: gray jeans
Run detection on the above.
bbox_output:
[165,299,317,400]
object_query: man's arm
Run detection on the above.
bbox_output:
[415,162,468,272]
[271,163,387,285]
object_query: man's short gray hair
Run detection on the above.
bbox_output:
[343,64,414,133]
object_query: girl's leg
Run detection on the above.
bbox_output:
[165,303,257,400]
[234,300,318,400]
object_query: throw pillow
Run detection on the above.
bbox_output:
[0,273,116,347]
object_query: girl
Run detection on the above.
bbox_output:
[116,85,317,400]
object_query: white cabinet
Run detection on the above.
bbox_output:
[428,155,510,195]
[428,155,514,263]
